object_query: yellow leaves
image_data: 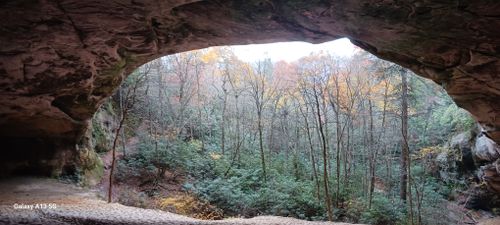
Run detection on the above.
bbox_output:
[159,195,190,212]
[200,48,219,63]
[188,139,204,151]
[230,61,253,86]
[274,94,292,109]
[158,194,223,220]
[209,152,222,160]
[328,76,351,108]
[200,46,238,64]
[415,146,449,160]
[419,146,441,157]
[371,79,387,95]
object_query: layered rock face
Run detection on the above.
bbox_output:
[434,130,500,209]
[0,1,499,174]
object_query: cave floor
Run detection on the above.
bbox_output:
[0,177,361,225]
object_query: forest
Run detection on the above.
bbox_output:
[94,46,477,225]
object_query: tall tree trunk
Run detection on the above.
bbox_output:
[322,95,331,182]
[221,82,228,155]
[108,69,145,203]
[380,79,390,196]
[400,68,409,202]
[361,102,369,196]
[368,98,376,209]
[258,111,267,182]
[108,111,126,203]
[329,75,342,207]
[195,61,204,150]
[313,85,333,221]
[300,104,321,202]
[119,88,127,159]
[335,106,341,207]
[269,99,278,155]
[344,121,350,185]
[234,94,241,163]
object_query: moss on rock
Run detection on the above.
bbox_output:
[80,148,104,187]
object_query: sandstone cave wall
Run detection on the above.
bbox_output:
[0,1,499,179]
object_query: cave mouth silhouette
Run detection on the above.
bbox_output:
[0,0,498,180]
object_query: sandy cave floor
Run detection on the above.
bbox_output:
[0,177,361,225]
[1,177,499,225]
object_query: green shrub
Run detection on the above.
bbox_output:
[360,194,405,225]
[190,169,325,220]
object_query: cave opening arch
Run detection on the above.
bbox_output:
[0,0,498,181]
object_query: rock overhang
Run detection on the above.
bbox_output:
[0,0,499,174]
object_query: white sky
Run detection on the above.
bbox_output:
[232,38,358,63]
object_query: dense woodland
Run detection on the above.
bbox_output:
[97,47,475,225]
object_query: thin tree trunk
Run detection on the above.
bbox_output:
[300,103,321,202]
[345,122,351,188]
[108,68,146,203]
[195,62,204,150]
[234,94,241,163]
[108,112,126,203]
[313,84,333,221]
[368,98,376,209]
[258,111,267,182]
[400,68,409,202]
[335,107,341,207]
[408,152,414,225]
[221,81,228,155]
[119,88,127,159]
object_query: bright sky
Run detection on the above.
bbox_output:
[232,38,358,63]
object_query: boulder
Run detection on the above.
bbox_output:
[478,159,500,196]
[474,134,500,163]
[433,131,500,210]
[449,131,476,173]
[436,148,460,183]
[466,182,500,210]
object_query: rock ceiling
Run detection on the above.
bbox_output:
[0,0,498,176]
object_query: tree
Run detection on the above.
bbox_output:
[108,65,148,203]
[297,83,321,202]
[247,59,273,182]
[105,46,476,224]
[312,79,333,221]
[400,67,409,202]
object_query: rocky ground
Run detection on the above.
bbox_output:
[0,177,360,225]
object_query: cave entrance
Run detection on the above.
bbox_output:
[1,0,499,223]
[94,39,490,219]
